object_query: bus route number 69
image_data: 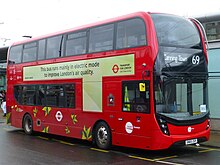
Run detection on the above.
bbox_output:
[192,55,200,65]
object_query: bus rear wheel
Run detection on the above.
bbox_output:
[23,114,33,135]
[94,121,111,150]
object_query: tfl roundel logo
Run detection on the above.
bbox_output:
[125,122,133,134]
[112,64,119,73]
[55,111,63,122]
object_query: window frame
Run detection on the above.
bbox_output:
[8,16,147,65]
[46,35,63,59]
[46,85,65,107]
[22,41,38,63]
[65,30,88,56]
[88,23,115,53]
[116,18,147,50]
[14,83,76,108]
[37,39,46,61]
[122,80,150,114]
[8,45,23,64]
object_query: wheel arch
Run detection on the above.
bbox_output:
[92,119,112,149]
[22,112,33,129]
[92,119,111,137]
[22,112,34,136]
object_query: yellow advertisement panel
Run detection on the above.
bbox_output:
[23,54,135,112]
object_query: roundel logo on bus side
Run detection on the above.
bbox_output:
[125,122,133,134]
[55,111,63,122]
[112,64,119,73]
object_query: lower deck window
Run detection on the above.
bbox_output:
[46,85,65,107]
[14,84,75,108]
[122,81,150,113]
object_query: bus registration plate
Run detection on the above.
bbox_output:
[185,139,198,145]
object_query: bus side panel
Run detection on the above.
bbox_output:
[10,106,31,129]
[102,73,157,150]
[112,132,152,149]
[108,111,159,150]
[150,130,173,150]
[11,111,23,129]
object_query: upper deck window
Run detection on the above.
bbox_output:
[116,18,147,49]
[89,24,114,53]
[38,39,46,60]
[9,45,22,64]
[8,17,148,65]
[23,42,37,62]
[151,14,201,48]
[46,35,63,59]
[66,31,87,56]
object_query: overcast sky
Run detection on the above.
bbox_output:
[1,0,220,47]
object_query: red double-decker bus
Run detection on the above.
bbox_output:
[6,12,210,150]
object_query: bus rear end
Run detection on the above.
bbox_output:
[151,13,210,150]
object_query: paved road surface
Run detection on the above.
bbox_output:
[0,122,220,165]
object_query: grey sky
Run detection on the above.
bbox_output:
[0,0,220,47]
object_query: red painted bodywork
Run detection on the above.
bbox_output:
[6,12,210,150]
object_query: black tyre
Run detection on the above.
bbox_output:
[23,114,33,135]
[94,121,111,150]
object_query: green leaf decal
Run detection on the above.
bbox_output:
[71,114,78,124]
[82,126,92,140]
[42,107,52,116]
[33,107,38,117]
[65,126,70,134]
[42,126,49,133]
